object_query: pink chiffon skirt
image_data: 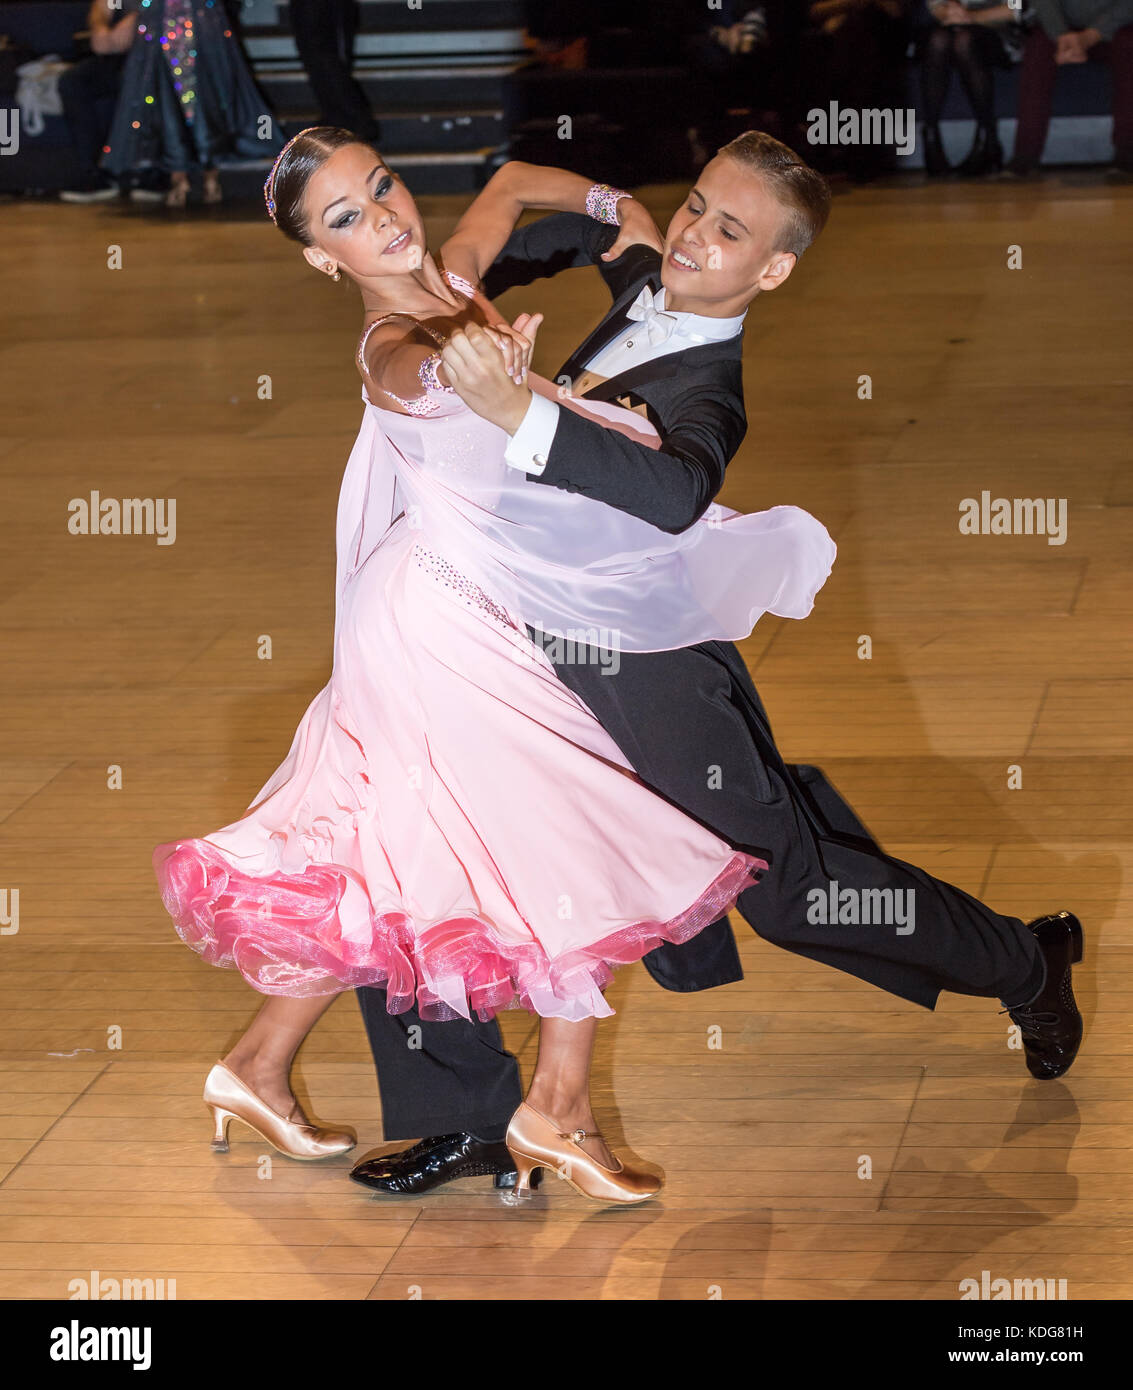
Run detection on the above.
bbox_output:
[154,517,765,1022]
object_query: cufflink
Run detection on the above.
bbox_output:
[533,453,547,467]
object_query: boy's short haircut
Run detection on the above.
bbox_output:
[717,131,831,258]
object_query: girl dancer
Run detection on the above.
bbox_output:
[154,131,833,1201]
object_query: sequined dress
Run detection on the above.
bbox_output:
[102,0,284,177]
[152,277,767,1023]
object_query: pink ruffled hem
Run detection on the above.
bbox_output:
[153,839,766,1022]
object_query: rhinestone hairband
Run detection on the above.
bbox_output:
[263,127,321,223]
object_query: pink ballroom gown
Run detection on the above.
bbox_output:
[153,286,835,1023]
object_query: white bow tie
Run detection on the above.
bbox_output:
[624,285,679,345]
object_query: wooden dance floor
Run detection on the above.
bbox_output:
[1,173,1130,1300]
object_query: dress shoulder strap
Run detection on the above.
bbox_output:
[356,312,447,374]
[356,267,476,370]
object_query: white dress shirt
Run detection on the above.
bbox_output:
[503,284,746,476]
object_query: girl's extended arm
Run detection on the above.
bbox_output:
[440,161,662,287]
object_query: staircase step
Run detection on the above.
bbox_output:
[504,66,689,121]
[218,147,503,198]
[275,0,528,31]
[246,30,526,63]
[256,64,521,113]
[274,108,507,153]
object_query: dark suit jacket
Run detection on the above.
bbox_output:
[483,214,747,534]
[482,215,875,993]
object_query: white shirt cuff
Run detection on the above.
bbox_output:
[503,391,559,476]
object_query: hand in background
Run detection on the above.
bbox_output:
[932,2,970,27]
[1056,31,1088,62]
[89,4,137,55]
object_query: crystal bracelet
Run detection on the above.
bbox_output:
[418,351,454,393]
[585,182,631,226]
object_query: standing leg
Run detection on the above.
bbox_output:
[58,54,126,195]
[1010,26,1058,171]
[1104,26,1133,165]
[952,27,1005,174]
[920,26,957,175]
[953,28,998,127]
[222,991,338,1120]
[354,987,523,1142]
[349,987,525,1193]
[165,171,191,208]
[525,1018,612,1166]
[290,0,379,139]
[506,1017,662,1202]
[202,988,356,1158]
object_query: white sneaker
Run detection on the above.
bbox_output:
[60,181,120,203]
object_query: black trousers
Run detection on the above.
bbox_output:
[798,5,910,176]
[289,0,378,139]
[357,640,1044,1142]
[58,54,125,181]
[356,986,523,1143]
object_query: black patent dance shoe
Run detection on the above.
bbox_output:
[349,1132,539,1194]
[956,124,1004,177]
[923,122,951,177]
[1001,911,1084,1080]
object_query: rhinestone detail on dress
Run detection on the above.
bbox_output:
[413,544,513,628]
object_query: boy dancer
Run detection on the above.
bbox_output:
[351,133,1083,1195]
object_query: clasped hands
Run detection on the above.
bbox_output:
[931,4,1099,62]
[1056,27,1102,63]
[440,312,544,435]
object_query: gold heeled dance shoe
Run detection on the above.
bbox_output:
[505,1101,662,1205]
[203,1062,356,1161]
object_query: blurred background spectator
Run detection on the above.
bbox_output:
[1009,0,1133,173]
[916,3,1032,178]
[798,0,913,182]
[0,0,1127,199]
[680,2,802,167]
[100,0,284,207]
[57,0,167,201]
